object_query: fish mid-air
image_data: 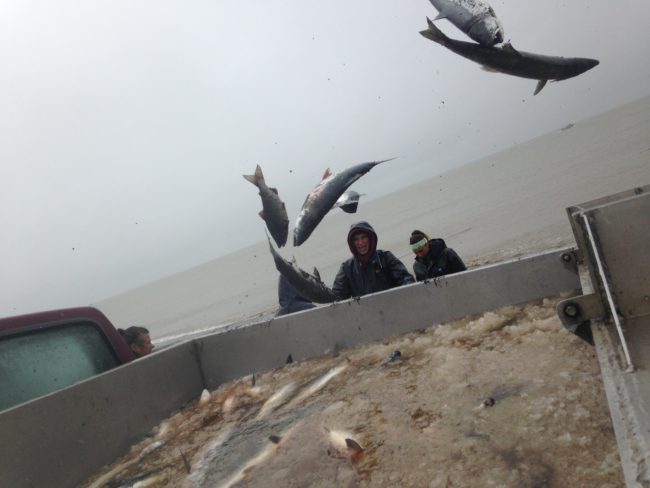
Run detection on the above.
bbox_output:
[243,165,290,247]
[428,0,504,46]
[332,190,365,214]
[293,159,393,246]
[266,234,337,304]
[420,18,599,95]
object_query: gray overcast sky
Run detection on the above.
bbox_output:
[1,0,649,317]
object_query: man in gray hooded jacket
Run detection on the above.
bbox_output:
[332,221,414,300]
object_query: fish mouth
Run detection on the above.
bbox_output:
[570,58,600,77]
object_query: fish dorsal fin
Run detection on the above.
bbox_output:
[313,267,321,281]
[501,42,520,56]
[258,210,265,220]
[270,187,279,195]
[321,168,333,180]
[534,79,548,95]
[480,65,499,73]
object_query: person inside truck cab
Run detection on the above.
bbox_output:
[332,221,414,299]
[409,229,467,281]
[118,326,154,358]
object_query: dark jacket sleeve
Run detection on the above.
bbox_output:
[445,248,467,274]
[381,251,415,286]
[332,262,353,299]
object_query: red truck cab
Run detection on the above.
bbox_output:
[0,307,135,411]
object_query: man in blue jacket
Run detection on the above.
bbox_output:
[333,221,414,299]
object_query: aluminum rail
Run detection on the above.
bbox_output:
[558,185,650,487]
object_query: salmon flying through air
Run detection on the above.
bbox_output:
[419,18,599,95]
[243,165,290,248]
[293,159,395,246]
[265,232,338,304]
[427,0,505,46]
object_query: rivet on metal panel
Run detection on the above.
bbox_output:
[556,294,605,345]
[564,304,580,318]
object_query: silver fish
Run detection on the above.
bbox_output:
[244,165,289,247]
[428,0,504,46]
[293,159,393,246]
[332,190,365,214]
[266,234,337,304]
[420,18,599,95]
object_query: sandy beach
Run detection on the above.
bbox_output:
[96,96,650,340]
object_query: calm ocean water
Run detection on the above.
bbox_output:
[97,96,650,340]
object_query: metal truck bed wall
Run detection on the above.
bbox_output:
[557,186,650,487]
[0,248,579,488]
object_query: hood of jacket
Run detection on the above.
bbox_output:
[346,221,378,261]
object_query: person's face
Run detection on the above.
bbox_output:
[413,241,429,257]
[353,233,370,255]
[131,333,154,357]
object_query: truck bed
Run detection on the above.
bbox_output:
[84,296,622,487]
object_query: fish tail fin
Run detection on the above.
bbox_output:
[420,17,447,44]
[376,157,397,165]
[339,201,359,213]
[243,165,264,186]
[533,79,547,95]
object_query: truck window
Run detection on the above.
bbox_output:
[0,322,120,411]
